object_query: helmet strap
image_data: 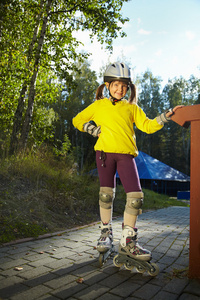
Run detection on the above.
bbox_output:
[110,94,122,105]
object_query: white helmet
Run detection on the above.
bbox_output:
[104,62,131,84]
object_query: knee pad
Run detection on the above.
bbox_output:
[99,187,115,209]
[125,191,144,216]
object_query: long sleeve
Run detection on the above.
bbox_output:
[133,105,163,134]
[72,98,163,157]
[72,102,97,132]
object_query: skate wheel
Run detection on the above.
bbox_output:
[99,254,104,267]
[148,263,159,276]
[136,266,145,273]
[113,255,123,268]
[124,262,134,271]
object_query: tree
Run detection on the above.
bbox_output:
[1,0,129,154]
[162,76,200,174]
[136,70,165,160]
[53,59,99,169]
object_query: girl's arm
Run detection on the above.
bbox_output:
[157,105,184,124]
[72,102,101,137]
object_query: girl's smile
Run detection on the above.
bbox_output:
[106,81,128,100]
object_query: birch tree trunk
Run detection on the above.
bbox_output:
[19,0,53,151]
[9,0,45,154]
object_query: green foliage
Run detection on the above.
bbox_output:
[53,134,72,157]
[0,218,47,244]
[1,0,129,153]
[136,71,164,159]
[0,149,100,244]
[135,72,200,175]
[52,59,99,168]
[137,70,164,116]
[142,189,189,209]
[161,76,200,174]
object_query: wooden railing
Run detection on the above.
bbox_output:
[171,104,200,278]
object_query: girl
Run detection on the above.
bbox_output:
[72,62,182,265]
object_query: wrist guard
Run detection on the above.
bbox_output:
[83,122,101,137]
[156,108,173,125]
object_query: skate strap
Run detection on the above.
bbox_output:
[100,228,112,239]
[126,238,132,243]
[126,235,137,244]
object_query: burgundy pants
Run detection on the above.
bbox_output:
[96,151,141,193]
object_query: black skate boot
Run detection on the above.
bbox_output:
[113,226,159,276]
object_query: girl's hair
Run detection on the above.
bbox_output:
[95,82,137,104]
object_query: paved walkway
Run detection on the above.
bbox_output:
[0,207,200,300]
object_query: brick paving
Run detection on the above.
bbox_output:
[0,206,200,300]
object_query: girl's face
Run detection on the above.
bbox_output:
[106,81,128,100]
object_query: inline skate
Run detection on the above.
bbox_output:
[113,226,159,276]
[96,223,115,267]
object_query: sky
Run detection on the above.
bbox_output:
[74,0,200,87]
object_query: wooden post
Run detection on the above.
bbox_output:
[171,104,200,278]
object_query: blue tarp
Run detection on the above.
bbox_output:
[134,151,190,182]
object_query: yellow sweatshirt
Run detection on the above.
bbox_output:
[72,98,163,157]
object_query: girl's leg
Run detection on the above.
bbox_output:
[96,151,117,252]
[116,154,151,260]
[96,151,117,225]
[116,154,142,227]
[124,213,137,228]
[99,187,115,224]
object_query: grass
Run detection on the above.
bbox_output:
[0,150,189,244]
[114,185,189,213]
